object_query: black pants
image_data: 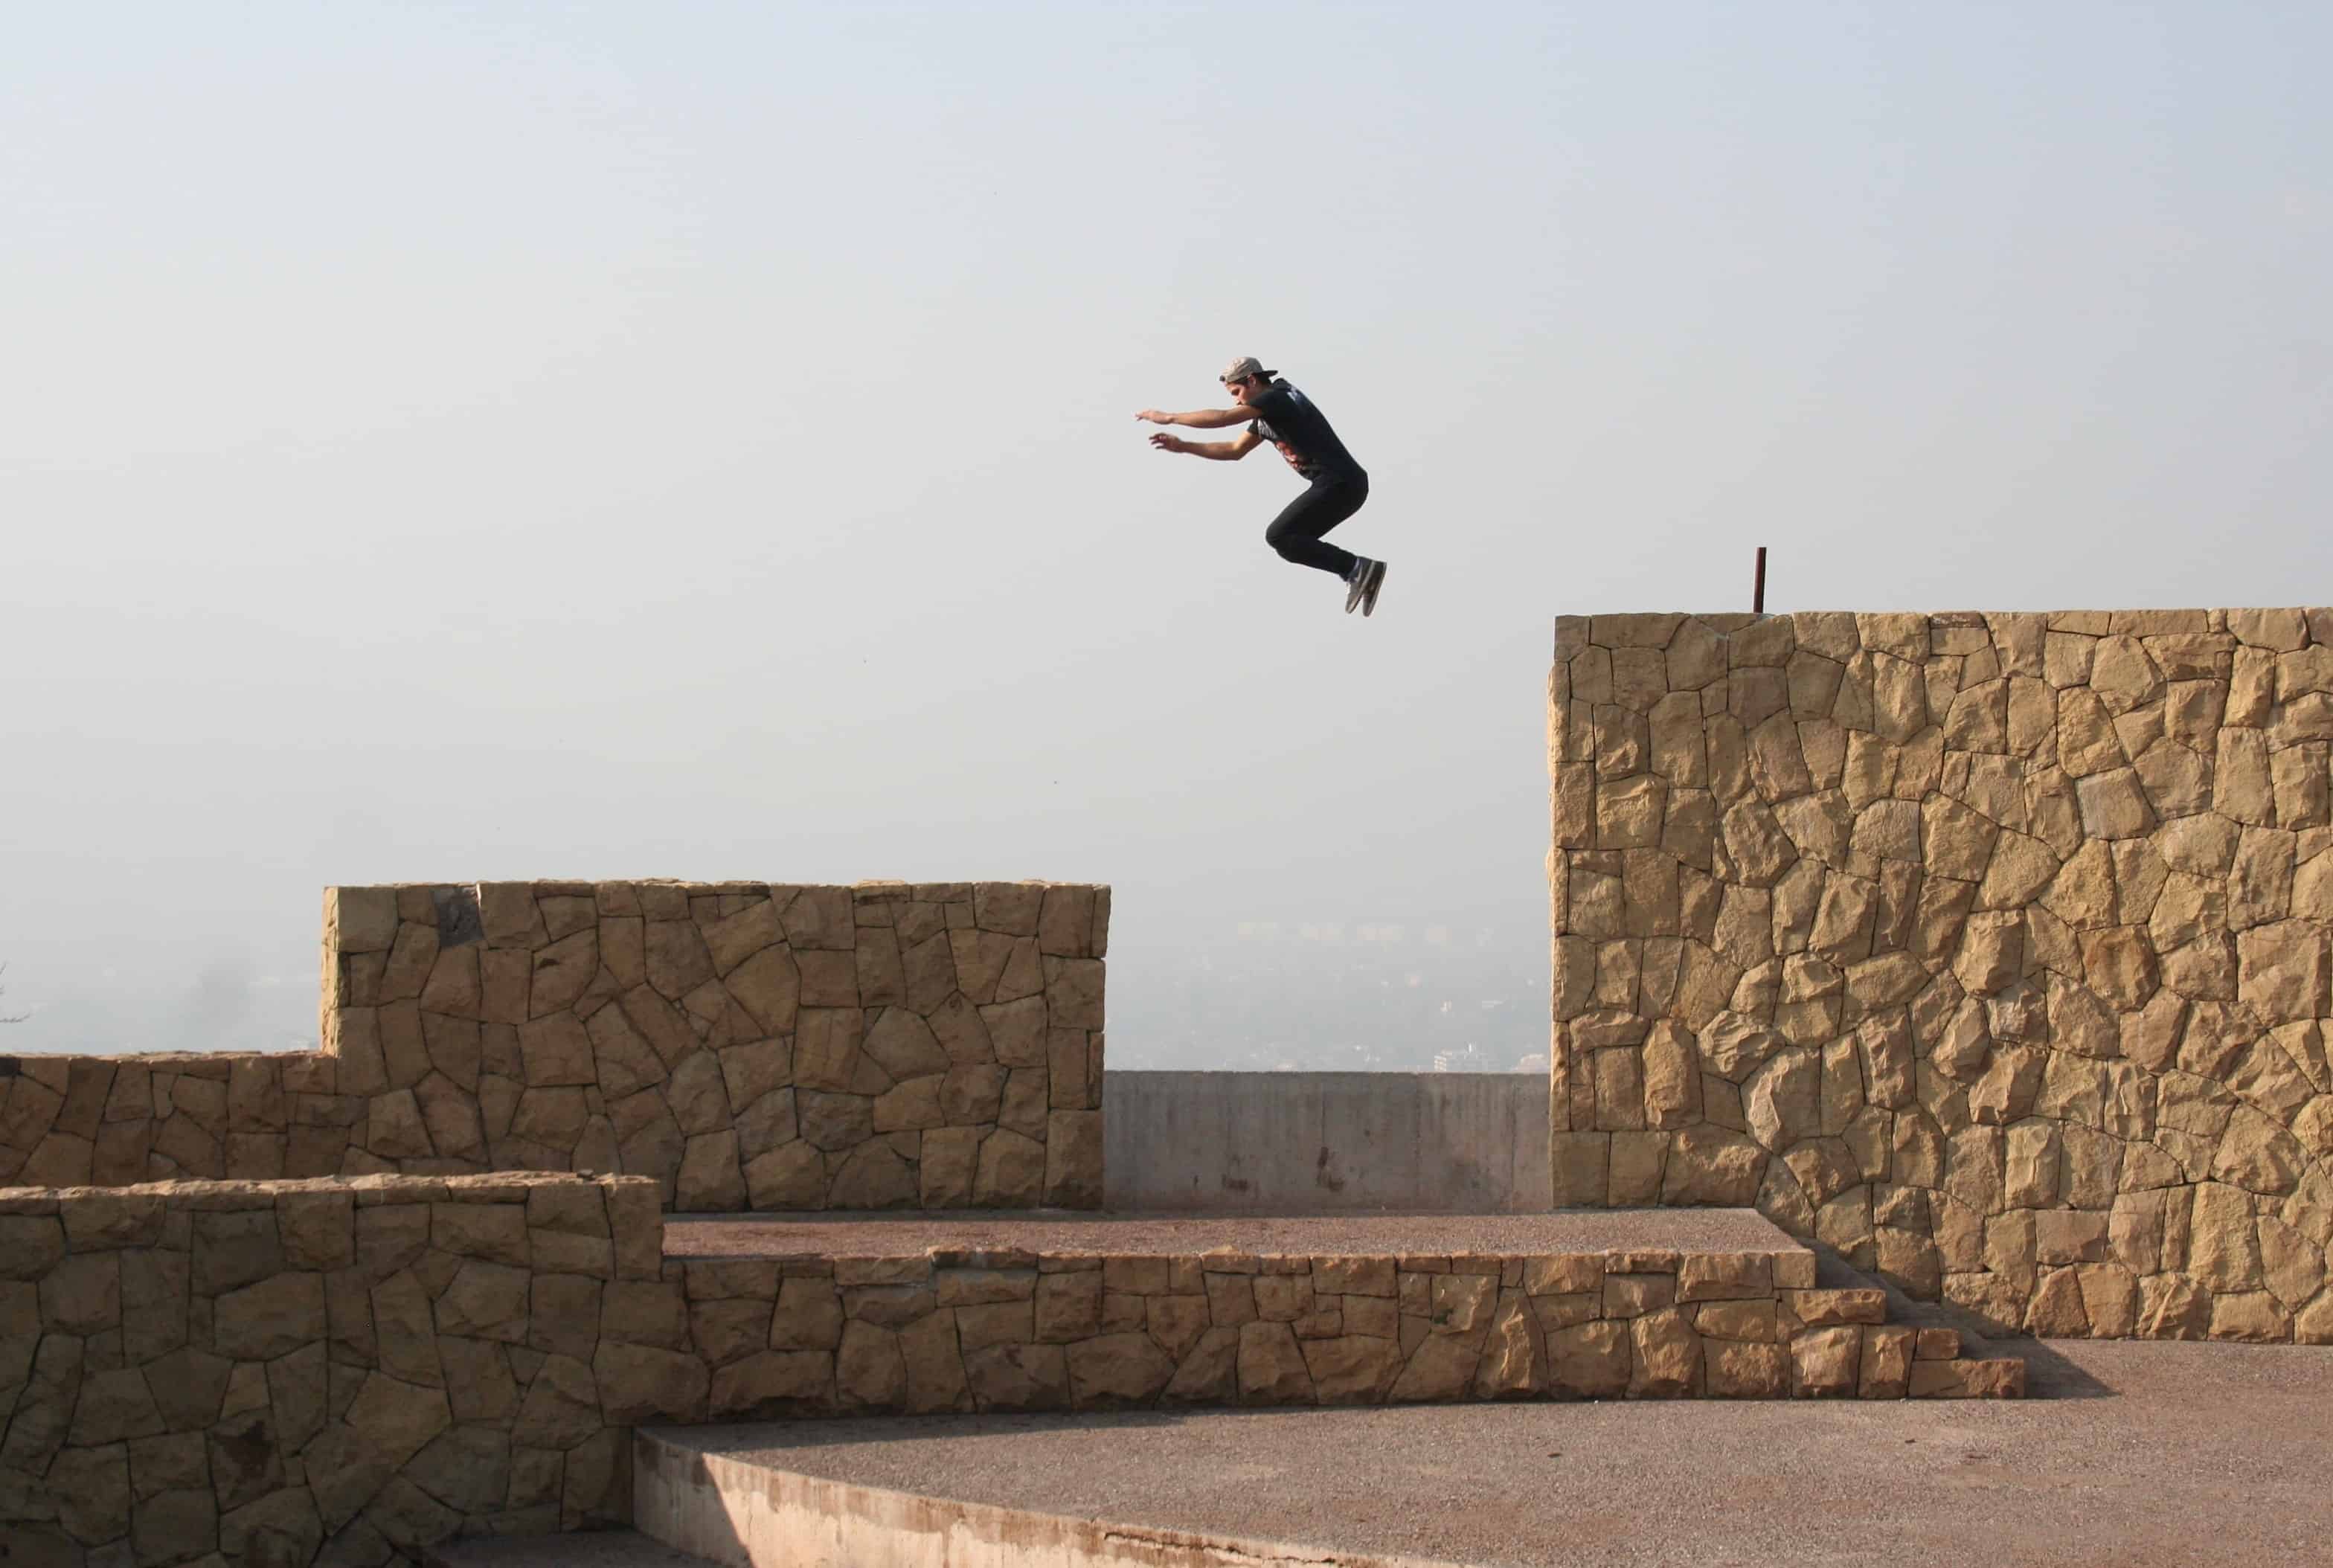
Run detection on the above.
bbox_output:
[1264,474,1370,577]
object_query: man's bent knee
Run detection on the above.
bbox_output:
[1264,524,1307,561]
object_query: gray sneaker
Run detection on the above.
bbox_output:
[1360,559,1388,617]
[1344,559,1373,614]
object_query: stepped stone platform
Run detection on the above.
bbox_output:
[660,1209,2023,1407]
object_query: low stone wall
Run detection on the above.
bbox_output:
[0,879,1110,1212]
[647,1233,2015,1410]
[1,1183,2019,1568]
[0,1175,655,1566]
[1549,608,2333,1343]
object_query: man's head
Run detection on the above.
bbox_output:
[1221,355,1277,404]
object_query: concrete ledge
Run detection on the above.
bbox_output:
[635,1429,1465,1568]
[661,1206,1806,1260]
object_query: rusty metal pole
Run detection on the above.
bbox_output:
[1753,546,1768,614]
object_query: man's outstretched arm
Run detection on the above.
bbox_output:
[1150,429,1262,460]
[1135,405,1256,431]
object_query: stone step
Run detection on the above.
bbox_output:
[1815,1249,2027,1398]
[423,1529,719,1568]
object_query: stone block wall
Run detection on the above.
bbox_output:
[1549,608,2333,1343]
[0,1178,2021,1564]
[0,881,1109,1212]
[0,1175,654,1565]
[699,1239,2014,1409]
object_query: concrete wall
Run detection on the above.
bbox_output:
[0,880,1109,1213]
[1105,1071,1553,1212]
[1549,608,2333,1343]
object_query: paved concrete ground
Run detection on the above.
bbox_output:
[661,1208,1800,1260]
[657,1340,2333,1567]
[426,1534,708,1568]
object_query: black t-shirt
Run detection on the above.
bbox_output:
[1247,381,1364,484]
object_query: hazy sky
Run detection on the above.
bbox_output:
[5,2,2329,1056]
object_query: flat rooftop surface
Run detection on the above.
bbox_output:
[654,1340,2333,1567]
[660,1209,1803,1260]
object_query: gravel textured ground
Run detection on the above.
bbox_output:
[425,1532,710,1567]
[660,1208,1802,1260]
[655,1340,2333,1567]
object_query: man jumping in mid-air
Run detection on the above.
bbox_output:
[1138,356,1386,616]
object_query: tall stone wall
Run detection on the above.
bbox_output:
[0,881,1110,1212]
[1549,608,2333,1343]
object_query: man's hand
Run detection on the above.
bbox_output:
[1148,433,1189,453]
[1135,409,1172,425]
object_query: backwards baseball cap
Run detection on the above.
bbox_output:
[1221,355,1277,384]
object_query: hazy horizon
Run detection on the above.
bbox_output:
[6,3,2329,1065]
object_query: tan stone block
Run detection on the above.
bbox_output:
[1620,1308,1698,1397]
[1650,1124,1761,1208]
[696,1347,830,1422]
[1694,1299,1778,1342]
[57,1192,161,1252]
[1657,1337,1767,1401]
[2236,921,2330,1024]
[2212,1103,2305,1201]
[1787,1324,1858,1397]
[210,1273,324,1362]
[328,887,402,954]
[951,1300,1031,1354]
[2273,745,2330,829]
[1044,1108,1104,1209]
[1230,1320,1314,1404]
[1461,1292,1537,1398]
[1850,1323,1913,1398]
[1418,1273,1489,1336]
[585,1340,709,1424]
[1743,1047,1817,1152]
[1276,1334,1396,1406]
[2041,630,2095,687]
[2187,1182,2265,1291]
[2131,1273,2210,1339]
[2226,608,2308,651]
[969,1128,1043,1206]
[2209,1290,2292,1343]
[1530,1319,1626,1400]
[434,1259,530,1344]
[1550,1131,1611,1207]
[1056,1332,1174,1410]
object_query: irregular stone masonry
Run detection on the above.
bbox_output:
[0,1175,652,1564]
[1549,608,2333,1343]
[653,1236,2021,1411]
[0,880,1111,1212]
[0,1178,2020,1568]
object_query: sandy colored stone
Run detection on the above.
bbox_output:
[974,1128,1045,1206]
[1057,1332,1175,1409]
[1744,1048,1818,1151]
[1234,1320,1315,1404]
[593,1340,710,1422]
[1658,1125,1765,1206]
[1544,1320,1628,1398]
[1044,1108,1105,1208]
